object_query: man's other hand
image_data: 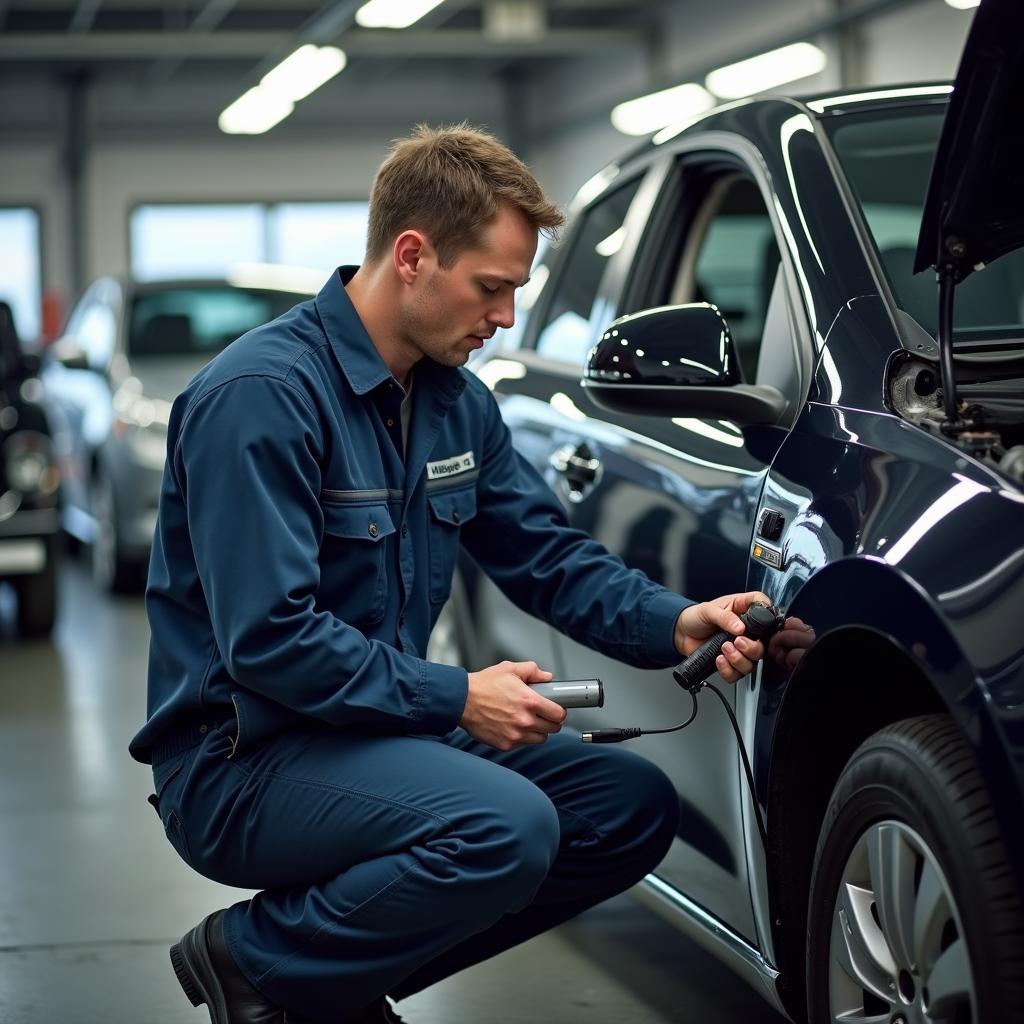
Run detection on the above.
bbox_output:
[674,591,772,684]
[460,660,567,751]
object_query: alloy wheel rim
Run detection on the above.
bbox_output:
[828,819,976,1024]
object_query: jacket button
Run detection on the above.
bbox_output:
[452,511,461,524]
[368,523,379,538]
[399,614,406,627]
[199,724,208,735]
[401,523,408,538]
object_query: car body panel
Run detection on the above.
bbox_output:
[461,68,1024,1016]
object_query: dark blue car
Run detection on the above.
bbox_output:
[440,1,1024,1020]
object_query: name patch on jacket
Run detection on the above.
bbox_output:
[427,451,476,480]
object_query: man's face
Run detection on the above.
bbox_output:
[398,204,538,368]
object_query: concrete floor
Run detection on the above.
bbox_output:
[0,559,788,1024]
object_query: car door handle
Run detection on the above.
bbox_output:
[549,443,601,488]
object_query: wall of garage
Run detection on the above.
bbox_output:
[0,0,979,326]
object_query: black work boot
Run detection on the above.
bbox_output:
[170,910,313,1023]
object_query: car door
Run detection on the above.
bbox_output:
[471,159,667,672]
[494,147,811,943]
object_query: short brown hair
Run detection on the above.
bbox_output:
[365,122,564,268]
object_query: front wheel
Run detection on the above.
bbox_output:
[807,715,1024,1024]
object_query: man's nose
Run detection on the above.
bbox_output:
[488,298,515,330]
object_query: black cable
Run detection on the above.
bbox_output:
[705,681,769,854]
[580,691,697,744]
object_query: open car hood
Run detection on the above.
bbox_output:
[914,0,1024,280]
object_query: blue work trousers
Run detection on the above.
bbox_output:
[153,722,679,1022]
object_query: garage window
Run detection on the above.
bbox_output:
[130,201,369,281]
[0,207,42,343]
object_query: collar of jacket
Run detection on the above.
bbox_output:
[315,266,465,406]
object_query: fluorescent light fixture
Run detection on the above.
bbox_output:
[261,45,346,103]
[944,0,979,8]
[218,86,293,135]
[611,82,715,137]
[355,0,446,29]
[705,42,827,100]
[219,44,346,135]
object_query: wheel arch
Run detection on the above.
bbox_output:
[757,555,1024,1016]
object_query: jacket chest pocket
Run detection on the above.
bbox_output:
[427,486,477,605]
[319,502,395,626]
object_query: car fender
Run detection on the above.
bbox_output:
[762,553,1024,894]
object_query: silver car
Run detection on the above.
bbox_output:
[43,273,316,591]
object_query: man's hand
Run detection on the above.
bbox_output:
[769,616,816,672]
[674,591,772,684]
[460,660,567,751]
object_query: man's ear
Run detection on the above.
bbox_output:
[393,230,432,286]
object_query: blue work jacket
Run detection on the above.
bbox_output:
[130,268,691,764]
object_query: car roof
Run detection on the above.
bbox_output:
[572,84,952,209]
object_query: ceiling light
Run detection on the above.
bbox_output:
[944,0,980,8]
[705,42,827,100]
[355,0,446,29]
[218,86,293,135]
[610,83,715,137]
[260,45,347,103]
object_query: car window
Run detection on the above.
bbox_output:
[532,177,644,366]
[828,106,1024,341]
[128,286,301,358]
[668,174,779,382]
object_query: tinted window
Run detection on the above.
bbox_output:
[128,286,300,357]
[828,106,1024,339]
[692,181,777,380]
[533,178,643,365]
[665,175,778,382]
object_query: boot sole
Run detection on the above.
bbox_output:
[169,916,230,1024]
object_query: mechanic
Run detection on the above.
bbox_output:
[130,123,768,1024]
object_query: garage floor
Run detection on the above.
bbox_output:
[0,560,788,1024]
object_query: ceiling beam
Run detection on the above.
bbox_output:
[0,27,643,61]
[190,0,241,32]
[68,0,103,32]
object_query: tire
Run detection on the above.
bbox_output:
[91,470,142,593]
[14,554,57,637]
[806,714,1024,1024]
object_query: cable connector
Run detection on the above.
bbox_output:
[581,727,643,743]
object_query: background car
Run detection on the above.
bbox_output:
[441,6,1024,1022]
[42,270,318,592]
[0,301,61,637]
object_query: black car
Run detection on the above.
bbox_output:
[0,302,60,637]
[438,1,1024,1020]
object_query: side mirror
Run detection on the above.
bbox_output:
[582,303,788,425]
